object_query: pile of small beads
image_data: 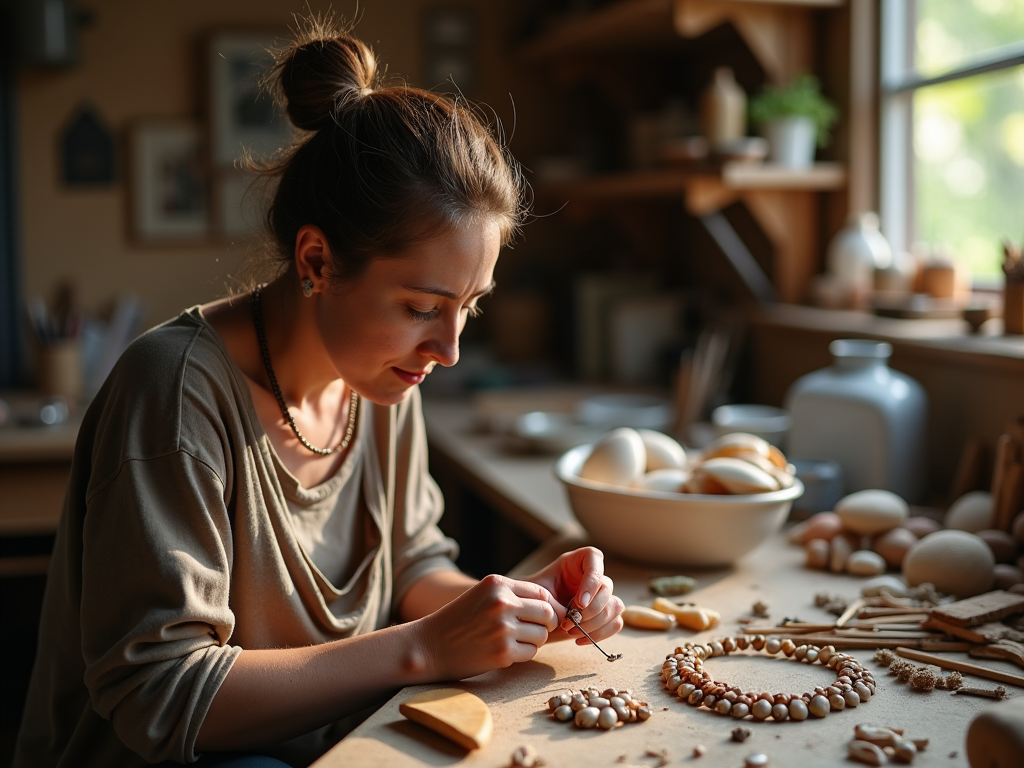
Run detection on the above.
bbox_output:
[546,686,653,730]
[873,649,963,692]
[661,635,876,722]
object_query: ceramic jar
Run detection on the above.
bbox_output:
[700,67,745,150]
[784,339,928,503]
[826,212,893,309]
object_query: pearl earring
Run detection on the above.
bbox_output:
[301,278,314,297]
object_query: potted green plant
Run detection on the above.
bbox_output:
[749,75,839,168]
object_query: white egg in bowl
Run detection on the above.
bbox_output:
[556,442,804,567]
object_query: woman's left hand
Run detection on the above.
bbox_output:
[522,546,624,644]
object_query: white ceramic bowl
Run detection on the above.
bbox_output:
[555,443,803,567]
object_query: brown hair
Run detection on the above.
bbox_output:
[257,16,527,282]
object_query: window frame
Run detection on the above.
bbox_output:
[879,0,1024,286]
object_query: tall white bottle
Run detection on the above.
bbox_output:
[784,339,928,503]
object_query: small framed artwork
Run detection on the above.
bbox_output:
[128,119,209,241]
[208,31,292,169]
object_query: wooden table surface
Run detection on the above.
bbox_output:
[312,394,1022,768]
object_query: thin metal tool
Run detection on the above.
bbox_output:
[567,604,622,662]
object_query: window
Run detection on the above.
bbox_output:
[880,0,1024,287]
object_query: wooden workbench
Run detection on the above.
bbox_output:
[312,395,1023,768]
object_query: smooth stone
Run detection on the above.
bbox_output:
[835,489,909,535]
[597,707,618,730]
[861,574,910,597]
[575,706,600,728]
[872,527,918,570]
[945,490,994,532]
[966,697,1024,768]
[904,530,995,598]
[847,549,887,576]
[976,529,1020,564]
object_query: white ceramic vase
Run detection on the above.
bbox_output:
[764,116,816,168]
[826,212,894,308]
[784,339,928,504]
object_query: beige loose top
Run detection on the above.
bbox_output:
[14,309,460,767]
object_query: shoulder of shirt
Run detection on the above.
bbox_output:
[81,309,240,476]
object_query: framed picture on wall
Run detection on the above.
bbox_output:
[207,30,290,237]
[128,119,209,241]
[208,31,291,168]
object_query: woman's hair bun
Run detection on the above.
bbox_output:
[272,23,377,132]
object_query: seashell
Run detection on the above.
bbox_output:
[975,529,1020,564]
[835,489,909,535]
[788,511,845,545]
[966,697,1024,768]
[805,539,830,569]
[903,529,995,597]
[637,429,687,471]
[848,740,887,766]
[945,490,994,532]
[695,457,780,494]
[861,574,910,597]
[872,526,918,569]
[702,432,773,461]
[633,468,690,493]
[847,549,887,576]
[683,471,729,495]
[579,428,645,487]
[621,605,676,630]
[993,564,1024,590]
[903,515,943,538]
[829,535,853,573]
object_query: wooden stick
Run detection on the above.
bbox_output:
[991,435,1020,533]
[949,437,987,505]
[836,598,866,628]
[741,624,835,635]
[834,629,939,639]
[859,607,932,619]
[849,615,929,627]
[896,647,1024,688]
[790,636,976,651]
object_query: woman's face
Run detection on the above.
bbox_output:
[317,218,502,405]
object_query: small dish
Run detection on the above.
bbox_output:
[576,393,673,431]
[513,411,605,454]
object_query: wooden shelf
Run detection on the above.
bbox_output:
[539,162,846,200]
[521,0,845,83]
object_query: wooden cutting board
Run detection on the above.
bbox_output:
[398,688,493,750]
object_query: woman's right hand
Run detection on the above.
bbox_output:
[418,574,563,681]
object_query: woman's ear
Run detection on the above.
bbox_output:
[294,225,332,293]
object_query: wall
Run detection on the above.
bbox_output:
[17,0,548,331]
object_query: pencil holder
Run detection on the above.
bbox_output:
[1003,282,1024,335]
[37,339,82,403]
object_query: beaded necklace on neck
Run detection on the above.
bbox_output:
[250,285,359,456]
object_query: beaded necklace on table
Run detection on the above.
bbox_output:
[661,636,875,722]
[250,285,359,457]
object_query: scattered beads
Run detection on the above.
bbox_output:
[546,687,652,730]
[660,638,875,722]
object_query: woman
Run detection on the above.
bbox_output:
[14,20,623,768]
